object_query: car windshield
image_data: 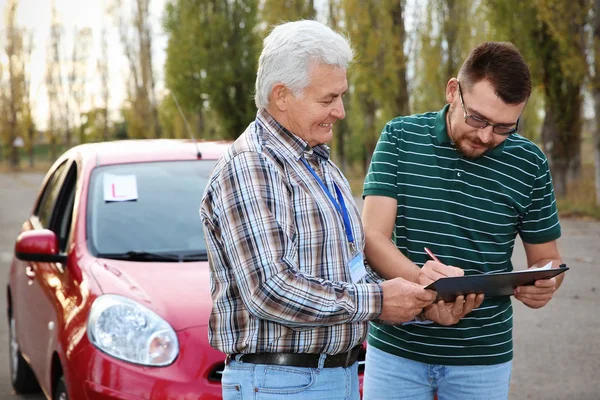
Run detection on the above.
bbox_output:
[87,160,216,262]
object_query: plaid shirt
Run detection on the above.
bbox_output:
[200,109,383,355]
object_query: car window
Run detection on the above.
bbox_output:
[50,164,78,253]
[87,160,216,260]
[35,161,69,228]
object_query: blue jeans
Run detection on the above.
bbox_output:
[363,346,512,400]
[221,354,360,400]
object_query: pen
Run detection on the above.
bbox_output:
[424,247,441,263]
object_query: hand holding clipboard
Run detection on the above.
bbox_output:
[423,248,569,303]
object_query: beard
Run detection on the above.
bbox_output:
[447,104,495,159]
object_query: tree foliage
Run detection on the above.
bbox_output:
[1,0,28,168]
[411,0,484,113]
[261,0,315,28]
[342,0,410,171]
[113,0,161,139]
[163,0,260,139]
[486,0,590,197]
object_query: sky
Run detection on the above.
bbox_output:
[0,0,168,130]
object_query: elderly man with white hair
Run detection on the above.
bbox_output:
[200,20,436,400]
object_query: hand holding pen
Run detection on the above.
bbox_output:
[421,247,484,325]
[418,247,465,287]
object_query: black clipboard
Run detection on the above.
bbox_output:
[425,264,569,302]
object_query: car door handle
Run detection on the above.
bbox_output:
[25,266,35,279]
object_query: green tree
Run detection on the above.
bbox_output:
[486,0,590,197]
[163,0,260,139]
[411,0,543,142]
[327,0,351,171]
[411,0,485,113]
[78,108,113,143]
[1,0,25,168]
[112,0,161,139]
[261,0,315,28]
[342,0,411,172]
[594,0,600,205]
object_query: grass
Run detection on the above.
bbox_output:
[0,161,53,174]
[557,165,600,220]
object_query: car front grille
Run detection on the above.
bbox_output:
[208,362,224,382]
[357,345,366,374]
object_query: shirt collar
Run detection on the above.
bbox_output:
[434,104,506,157]
[256,109,331,161]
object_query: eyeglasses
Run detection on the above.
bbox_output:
[457,82,518,136]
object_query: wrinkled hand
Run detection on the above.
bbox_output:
[514,277,557,309]
[418,261,464,286]
[379,278,437,324]
[423,293,484,326]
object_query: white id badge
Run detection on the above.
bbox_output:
[348,252,367,283]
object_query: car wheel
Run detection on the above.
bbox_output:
[9,313,40,393]
[54,376,68,400]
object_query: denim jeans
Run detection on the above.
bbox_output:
[363,346,512,400]
[221,354,360,400]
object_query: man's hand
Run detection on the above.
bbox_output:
[379,278,437,324]
[514,276,557,309]
[418,260,464,286]
[423,293,484,326]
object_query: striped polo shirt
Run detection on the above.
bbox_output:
[363,105,561,365]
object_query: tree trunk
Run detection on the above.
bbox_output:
[102,107,109,141]
[538,21,583,198]
[196,110,204,139]
[594,117,600,206]
[28,124,34,168]
[593,0,600,206]
[363,100,377,174]
[9,135,20,169]
[50,133,57,162]
[541,112,567,197]
[392,0,410,116]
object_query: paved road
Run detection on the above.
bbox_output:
[0,172,599,399]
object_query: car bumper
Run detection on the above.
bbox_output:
[70,325,225,400]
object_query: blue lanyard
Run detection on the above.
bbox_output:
[300,158,356,250]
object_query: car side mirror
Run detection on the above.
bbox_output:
[15,229,67,263]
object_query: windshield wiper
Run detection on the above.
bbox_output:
[98,251,182,262]
[181,251,208,261]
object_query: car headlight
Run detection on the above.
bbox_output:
[87,294,179,366]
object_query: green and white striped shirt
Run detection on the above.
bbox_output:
[363,105,561,365]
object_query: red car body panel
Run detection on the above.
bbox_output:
[8,140,230,399]
[8,139,366,399]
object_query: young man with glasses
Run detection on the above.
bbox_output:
[361,42,564,399]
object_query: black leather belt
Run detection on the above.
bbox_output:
[226,346,361,368]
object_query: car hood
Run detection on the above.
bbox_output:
[90,259,213,331]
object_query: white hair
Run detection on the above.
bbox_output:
[255,20,354,109]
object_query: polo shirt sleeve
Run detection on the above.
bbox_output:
[363,121,399,199]
[518,156,561,244]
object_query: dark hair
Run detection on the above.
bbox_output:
[458,42,531,104]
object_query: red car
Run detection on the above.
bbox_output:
[7,139,367,399]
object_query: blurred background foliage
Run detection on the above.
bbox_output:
[1,0,600,217]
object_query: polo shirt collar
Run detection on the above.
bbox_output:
[434,104,506,157]
[256,109,331,162]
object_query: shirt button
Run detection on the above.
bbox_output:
[457,172,461,177]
